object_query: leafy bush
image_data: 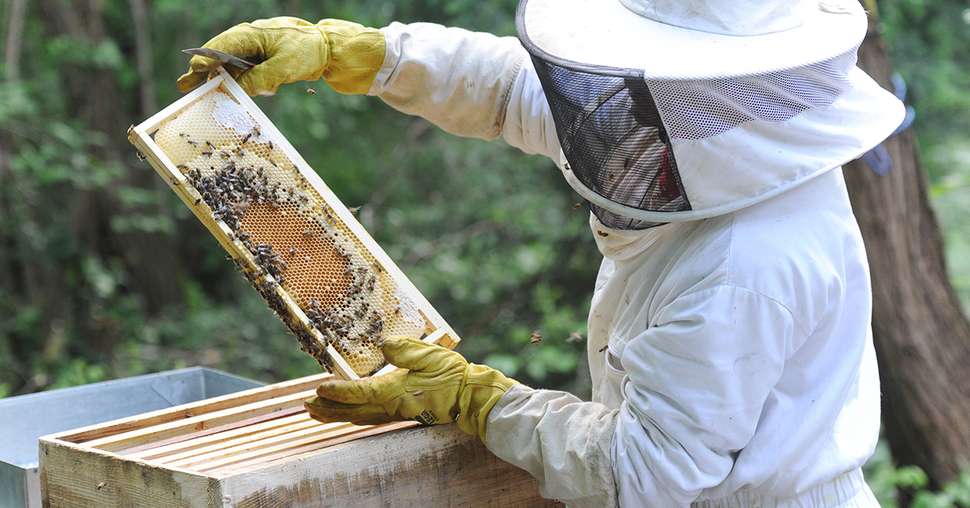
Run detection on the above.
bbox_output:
[866,440,970,507]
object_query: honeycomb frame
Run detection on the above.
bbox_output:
[127,68,458,380]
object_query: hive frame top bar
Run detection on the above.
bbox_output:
[128,68,458,380]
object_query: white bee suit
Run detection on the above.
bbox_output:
[370,21,890,508]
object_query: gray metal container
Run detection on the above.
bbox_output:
[0,367,263,508]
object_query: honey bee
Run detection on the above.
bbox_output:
[241,126,261,145]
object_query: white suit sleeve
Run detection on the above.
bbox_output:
[369,22,561,160]
[485,285,797,507]
[486,385,619,507]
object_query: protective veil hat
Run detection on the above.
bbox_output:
[517,0,905,229]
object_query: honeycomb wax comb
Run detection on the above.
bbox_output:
[128,68,458,380]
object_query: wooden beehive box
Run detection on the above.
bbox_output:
[127,68,456,380]
[38,373,558,507]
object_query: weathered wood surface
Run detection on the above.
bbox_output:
[41,425,560,507]
[40,372,559,507]
[53,373,329,444]
[221,425,560,508]
[41,439,219,508]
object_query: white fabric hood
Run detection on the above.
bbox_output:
[517,0,906,228]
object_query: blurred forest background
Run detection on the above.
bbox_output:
[0,0,968,506]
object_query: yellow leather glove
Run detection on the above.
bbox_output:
[305,337,517,441]
[176,17,385,96]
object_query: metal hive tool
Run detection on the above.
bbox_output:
[128,68,458,379]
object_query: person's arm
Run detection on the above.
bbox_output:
[177,18,561,160]
[485,285,798,507]
[305,284,797,506]
[370,22,561,160]
[485,386,618,507]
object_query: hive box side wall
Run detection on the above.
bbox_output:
[40,425,560,508]
[39,440,223,508]
[220,425,560,508]
[0,460,30,508]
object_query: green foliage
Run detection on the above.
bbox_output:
[0,1,968,503]
[867,441,929,506]
[49,359,109,390]
[0,0,592,393]
[879,0,970,311]
[866,440,970,507]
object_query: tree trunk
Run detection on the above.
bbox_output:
[3,0,26,81]
[845,13,970,486]
[125,0,186,313]
[0,0,29,390]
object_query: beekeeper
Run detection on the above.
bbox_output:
[180,1,903,506]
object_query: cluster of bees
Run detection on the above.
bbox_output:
[174,127,389,374]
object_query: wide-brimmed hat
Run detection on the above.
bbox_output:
[515,0,903,230]
[517,0,868,80]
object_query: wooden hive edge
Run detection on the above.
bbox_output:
[41,424,561,507]
[46,372,330,444]
[40,437,222,508]
[82,389,315,453]
[127,412,314,461]
[216,424,561,508]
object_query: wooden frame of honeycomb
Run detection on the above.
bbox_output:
[127,68,458,380]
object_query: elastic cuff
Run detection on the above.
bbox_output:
[458,365,518,441]
[368,24,403,96]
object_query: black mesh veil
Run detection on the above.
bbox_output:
[518,7,691,230]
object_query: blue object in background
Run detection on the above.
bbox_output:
[861,73,917,176]
[0,367,263,508]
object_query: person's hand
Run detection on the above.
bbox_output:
[305,337,517,441]
[177,17,385,96]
